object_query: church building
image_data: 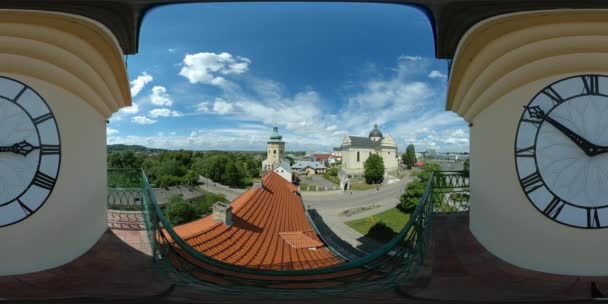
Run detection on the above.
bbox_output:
[336,124,398,176]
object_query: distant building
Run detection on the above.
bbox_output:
[291,161,327,175]
[336,124,398,176]
[273,160,293,183]
[331,149,343,162]
[312,153,335,166]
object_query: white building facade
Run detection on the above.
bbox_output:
[337,124,398,176]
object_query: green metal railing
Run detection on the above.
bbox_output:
[107,169,144,211]
[432,171,470,213]
[108,169,469,293]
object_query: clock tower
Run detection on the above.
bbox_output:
[446,10,608,275]
[266,127,285,171]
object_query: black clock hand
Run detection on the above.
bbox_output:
[524,106,595,156]
[0,141,35,156]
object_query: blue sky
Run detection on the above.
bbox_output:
[107,2,469,152]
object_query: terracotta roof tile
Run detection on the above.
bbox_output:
[279,231,323,249]
[173,171,343,270]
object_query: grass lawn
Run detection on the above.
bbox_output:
[345,208,411,242]
[322,173,340,184]
[350,183,379,191]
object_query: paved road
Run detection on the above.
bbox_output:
[197,176,246,201]
[302,170,416,252]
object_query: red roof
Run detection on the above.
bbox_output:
[313,154,332,160]
[172,171,342,270]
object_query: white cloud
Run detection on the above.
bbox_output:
[399,55,422,61]
[149,86,173,106]
[168,48,176,53]
[213,98,234,114]
[132,115,157,125]
[112,55,467,152]
[428,70,447,79]
[106,127,119,135]
[178,52,251,88]
[119,101,140,114]
[130,72,153,97]
[149,108,182,118]
[196,102,210,112]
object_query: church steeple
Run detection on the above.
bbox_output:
[268,126,284,143]
[266,126,285,170]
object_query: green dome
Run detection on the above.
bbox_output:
[268,126,284,143]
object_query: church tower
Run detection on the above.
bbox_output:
[266,126,285,170]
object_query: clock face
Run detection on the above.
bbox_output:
[0,77,61,227]
[515,74,608,229]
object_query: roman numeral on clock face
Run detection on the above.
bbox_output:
[40,145,60,155]
[587,208,601,228]
[520,171,544,194]
[516,146,536,158]
[542,87,565,105]
[32,171,56,190]
[17,199,33,215]
[32,113,53,125]
[543,196,565,219]
[582,75,600,95]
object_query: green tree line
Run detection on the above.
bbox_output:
[107,149,263,188]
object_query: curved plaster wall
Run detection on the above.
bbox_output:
[448,10,608,275]
[0,11,129,274]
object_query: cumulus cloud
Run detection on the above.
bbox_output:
[112,55,468,152]
[428,70,447,79]
[213,98,234,114]
[106,127,119,135]
[132,115,157,125]
[119,101,140,114]
[149,86,173,106]
[149,108,182,118]
[178,52,251,88]
[196,102,210,112]
[130,72,153,97]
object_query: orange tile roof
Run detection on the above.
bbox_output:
[279,231,324,249]
[172,171,342,270]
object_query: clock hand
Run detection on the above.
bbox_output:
[0,141,35,156]
[524,106,595,156]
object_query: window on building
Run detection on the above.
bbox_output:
[274,150,276,154]
[369,151,371,156]
[357,151,360,162]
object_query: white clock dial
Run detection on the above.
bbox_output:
[0,77,61,227]
[515,75,608,229]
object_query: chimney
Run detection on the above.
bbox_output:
[212,202,233,226]
[253,182,262,189]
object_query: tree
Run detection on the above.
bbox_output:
[108,152,123,168]
[182,170,198,186]
[223,162,244,187]
[164,195,198,226]
[417,162,442,182]
[397,162,442,212]
[463,159,470,177]
[398,180,426,212]
[403,144,417,169]
[363,154,385,184]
